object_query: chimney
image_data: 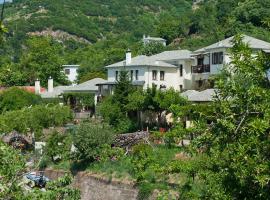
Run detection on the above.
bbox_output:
[48,76,54,93]
[126,49,132,65]
[35,79,41,94]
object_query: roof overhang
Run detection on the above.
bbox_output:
[263,49,270,53]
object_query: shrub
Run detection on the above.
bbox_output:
[45,131,72,163]
[131,144,154,181]
[73,122,115,162]
[0,105,73,139]
[0,87,42,113]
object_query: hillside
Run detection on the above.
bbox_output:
[4,0,192,42]
[1,0,270,85]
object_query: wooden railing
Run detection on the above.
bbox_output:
[192,64,210,73]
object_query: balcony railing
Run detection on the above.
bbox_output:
[192,64,210,73]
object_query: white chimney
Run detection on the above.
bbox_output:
[126,49,131,65]
[35,79,41,94]
[48,76,54,93]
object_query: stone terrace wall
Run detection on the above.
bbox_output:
[44,169,139,200]
[73,172,138,200]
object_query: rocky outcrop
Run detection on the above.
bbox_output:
[27,28,92,44]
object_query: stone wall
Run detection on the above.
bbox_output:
[73,172,138,200]
[44,169,139,200]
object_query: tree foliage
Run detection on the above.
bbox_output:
[192,35,270,199]
[73,122,114,162]
[0,87,42,113]
[19,37,69,86]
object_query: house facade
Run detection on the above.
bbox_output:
[191,35,270,89]
[98,35,270,96]
[62,65,79,84]
[98,49,194,94]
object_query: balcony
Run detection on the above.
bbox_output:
[192,64,210,73]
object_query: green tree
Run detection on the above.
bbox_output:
[45,131,72,163]
[78,71,106,83]
[0,64,28,86]
[156,13,180,44]
[113,70,134,108]
[19,36,69,86]
[195,34,270,199]
[139,42,165,56]
[73,122,114,162]
[0,87,42,113]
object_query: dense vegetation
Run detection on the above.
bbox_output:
[2,0,270,85]
[97,70,187,133]
[40,36,270,199]
[0,141,80,199]
[0,87,42,113]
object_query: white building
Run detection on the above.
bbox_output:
[97,35,270,96]
[97,49,194,94]
[142,35,166,46]
[62,65,79,84]
[191,35,270,89]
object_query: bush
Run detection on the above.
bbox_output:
[45,131,72,163]
[131,144,154,181]
[0,105,73,139]
[73,122,115,162]
[0,87,42,113]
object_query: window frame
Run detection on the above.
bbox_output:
[64,68,70,75]
[130,70,133,81]
[115,71,118,81]
[180,64,183,77]
[152,70,157,80]
[135,70,139,80]
[212,52,224,65]
[160,71,165,81]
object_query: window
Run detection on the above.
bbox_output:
[212,52,223,64]
[180,84,183,91]
[115,71,118,80]
[152,70,157,80]
[135,70,139,80]
[160,71,165,80]
[64,69,70,75]
[198,57,204,65]
[130,70,133,81]
[180,65,183,77]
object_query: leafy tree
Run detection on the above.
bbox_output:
[73,122,114,162]
[139,42,165,56]
[78,71,106,83]
[0,87,42,113]
[45,131,72,163]
[0,64,28,86]
[194,35,270,199]
[156,13,180,43]
[113,70,134,108]
[19,36,69,86]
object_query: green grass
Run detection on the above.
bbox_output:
[45,144,205,198]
